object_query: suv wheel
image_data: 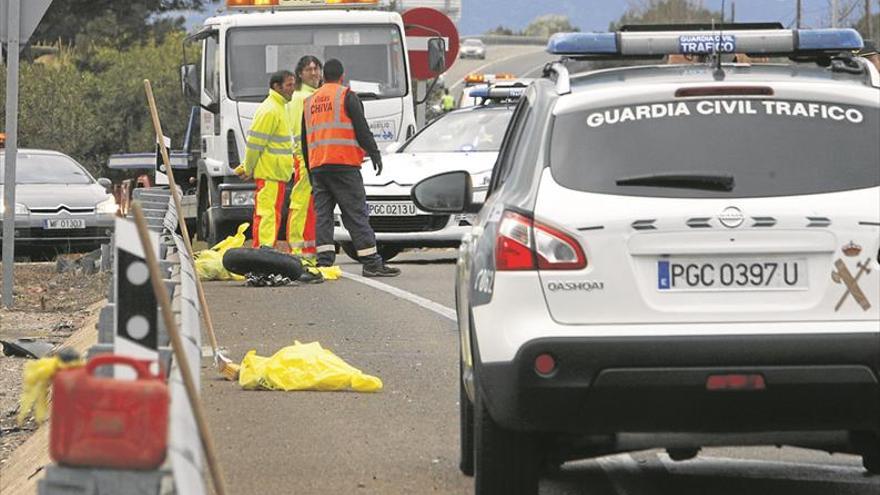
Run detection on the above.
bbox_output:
[459,361,475,476]
[474,378,539,494]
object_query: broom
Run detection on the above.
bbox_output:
[143,80,240,381]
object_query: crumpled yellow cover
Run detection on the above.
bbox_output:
[239,341,382,392]
[315,266,342,280]
[18,356,83,426]
[194,223,249,281]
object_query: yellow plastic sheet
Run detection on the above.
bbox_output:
[315,265,342,280]
[18,356,83,426]
[194,223,249,281]
[239,341,382,392]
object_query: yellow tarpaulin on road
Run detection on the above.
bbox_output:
[194,223,248,281]
[239,341,382,392]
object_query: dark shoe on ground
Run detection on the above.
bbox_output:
[298,270,324,284]
[363,264,401,278]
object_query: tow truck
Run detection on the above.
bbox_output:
[112,0,445,244]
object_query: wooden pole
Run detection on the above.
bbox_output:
[143,80,220,354]
[132,204,228,495]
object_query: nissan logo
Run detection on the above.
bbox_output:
[718,206,744,228]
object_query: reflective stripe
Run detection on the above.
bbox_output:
[357,246,378,257]
[247,130,272,141]
[292,134,301,143]
[308,138,361,150]
[266,147,293,155]
[303,240,316,247]
[333,85,346,123]
[289,241,305,248]
[310,121,355,132]
[317,244,335,253]
[246,142,266,152]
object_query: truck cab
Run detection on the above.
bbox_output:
[182,0,422,244]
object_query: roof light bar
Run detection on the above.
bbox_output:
[468,85,527,100]
[547,28,863,58]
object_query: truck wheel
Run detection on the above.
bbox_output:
[460,360,475,476]
[222,248,304,280]
[474,374,540,494]
[340,242,403,262]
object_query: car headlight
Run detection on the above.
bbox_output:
[471,169,492,190]
[96,196,118,215]
[0,202,29,216]
[220,190,254,207]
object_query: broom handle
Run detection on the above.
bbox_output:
[143,80,219,353]
[132,204,228,495]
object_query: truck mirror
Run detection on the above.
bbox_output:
[427,37,446,75]
[180,64,199,102]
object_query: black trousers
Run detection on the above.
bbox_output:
[311,168,381,267]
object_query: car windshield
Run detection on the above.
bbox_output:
[0,153,93,185]
[227,25,407,101]
[403,107,514,153]
[550,98,880,198]
[463,39,482,46]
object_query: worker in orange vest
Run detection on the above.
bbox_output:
[301,59,400,277]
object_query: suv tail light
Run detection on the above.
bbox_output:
[495,211,586,271]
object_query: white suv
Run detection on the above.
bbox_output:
[413,25,880,495]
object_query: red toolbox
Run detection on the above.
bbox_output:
[50,355,169,469]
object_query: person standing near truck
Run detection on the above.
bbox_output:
[286,55,323,263]
[301,59,400,277]
[236,70,296,248]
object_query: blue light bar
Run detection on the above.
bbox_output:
[467,87,489,98]
[546,28,863,58]
[797,28,863,51]
[467,86,526,100]
[547,33,618,56]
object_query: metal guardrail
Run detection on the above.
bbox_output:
[463,34,549,46]
[38,187,205,495]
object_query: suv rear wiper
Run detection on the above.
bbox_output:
[615,173,735,192]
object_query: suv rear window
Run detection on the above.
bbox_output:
[550,98,880,198]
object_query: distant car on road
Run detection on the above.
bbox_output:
[413,25,880,494]
[459,38,486,59]
[335,88,522,262]
[0,150,116,256]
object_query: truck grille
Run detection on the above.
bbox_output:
[369,215,449,233]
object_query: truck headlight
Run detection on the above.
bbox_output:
[221,190,254,207]
[96,196,118,215]
[0,202,29,216]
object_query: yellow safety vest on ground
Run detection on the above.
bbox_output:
[244,89,294,182]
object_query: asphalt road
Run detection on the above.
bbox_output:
[203,250,880,494]
[200,46,880,494]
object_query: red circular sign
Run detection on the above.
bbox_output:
[402,7,460,81]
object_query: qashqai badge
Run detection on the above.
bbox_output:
[718,206,744,228]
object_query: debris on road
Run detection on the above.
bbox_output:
[0,339,55,359]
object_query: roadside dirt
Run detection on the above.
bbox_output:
[0,258,109,468]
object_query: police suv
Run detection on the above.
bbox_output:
[412,25,880,494]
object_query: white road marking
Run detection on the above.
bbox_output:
[341,269,456,322]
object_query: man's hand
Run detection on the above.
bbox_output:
[372,157,383,176]
[234,164,251,181]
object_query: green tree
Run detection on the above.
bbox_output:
[485,25,516,36]
[522,14,579,38]
[31,0,217,48]
[612,0,720,29]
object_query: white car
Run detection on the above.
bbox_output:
[333,103,516,261]
[412,26,880,494]
[460,38,486,59]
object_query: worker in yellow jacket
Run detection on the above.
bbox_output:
[286,56,323,263]
[236,70,296,248]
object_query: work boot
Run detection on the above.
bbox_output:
[362,263,400,278]
[298,268,324,284]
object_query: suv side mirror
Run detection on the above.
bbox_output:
[97,178,112,191]
[180,64,199,103]
[427,37,446,75]
[412,170,473,214]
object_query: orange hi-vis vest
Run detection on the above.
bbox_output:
[304,83,365,170]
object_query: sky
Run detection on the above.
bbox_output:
[183,1,870,36]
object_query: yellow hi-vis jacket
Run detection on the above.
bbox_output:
[287,83,317,164]
[244,89,294,182]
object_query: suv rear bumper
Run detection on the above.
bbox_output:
[478,333,880,436]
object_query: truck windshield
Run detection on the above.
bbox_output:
[227,25,407,101]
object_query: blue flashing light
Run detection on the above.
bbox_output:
[468,87,489,98]
[797,28,863,51]
[547,32,618,55]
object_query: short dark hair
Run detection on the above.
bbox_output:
[269,70,294,90]
[294,55,323,89]
[322,59,344,82]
